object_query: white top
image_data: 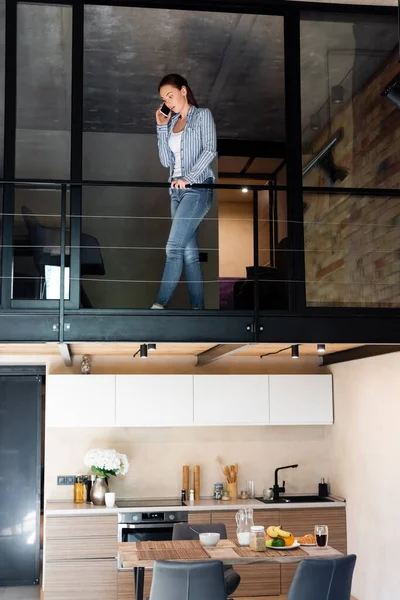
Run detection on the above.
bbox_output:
[168,130,183,178]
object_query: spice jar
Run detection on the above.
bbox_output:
[249,525,266,551]
[74,475,85,504]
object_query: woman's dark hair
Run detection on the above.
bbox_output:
[158,74,199,108]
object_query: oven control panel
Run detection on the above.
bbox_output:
[118,511,188,524]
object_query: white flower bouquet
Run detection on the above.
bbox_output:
[84,448,129,479]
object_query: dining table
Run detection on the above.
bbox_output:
[118,539,343,600]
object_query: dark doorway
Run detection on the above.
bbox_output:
[0,371,43,586]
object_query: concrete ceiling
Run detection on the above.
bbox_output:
[12,4,400,145]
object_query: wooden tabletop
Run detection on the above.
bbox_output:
[118,539,343,568]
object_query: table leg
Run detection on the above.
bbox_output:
[134,566,145,600]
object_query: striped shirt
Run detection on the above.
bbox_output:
[156,105,217,184]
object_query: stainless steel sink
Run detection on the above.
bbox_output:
[256,495,334,504]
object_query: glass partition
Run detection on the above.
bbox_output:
[15,3,72,179]
[304,192,399,307]
[301,11,399,190]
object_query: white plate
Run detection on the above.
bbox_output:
[267,541,300,550]
[299,542,317,546]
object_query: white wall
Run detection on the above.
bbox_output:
[45,424,331,501]
[327,352,400,600]
[32,352,332,501]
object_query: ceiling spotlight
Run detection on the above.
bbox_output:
[291,344,299,359]
[317,343,326,353]
[241,187,248,193]
[331,85,344,104]
[140,343,148,359]
[310,113,320,131]
[148,343,157,351]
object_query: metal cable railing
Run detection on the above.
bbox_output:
[0,179,399,312]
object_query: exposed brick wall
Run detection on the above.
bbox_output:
[303,51,400,307]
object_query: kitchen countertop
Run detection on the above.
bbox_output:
[45,496,345,516]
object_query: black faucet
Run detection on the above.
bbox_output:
[272,464,298,500]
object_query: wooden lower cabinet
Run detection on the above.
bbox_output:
[235,564,280,597]
[118,570,152,600]
[45,559,117,600]
[44,515,119,600]
[46,536,117,560]
[280,564,299,596]
[188,511,211,524]
[46,515,117,538]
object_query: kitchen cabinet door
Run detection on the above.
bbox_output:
[46,375,116,427]
[269,375,333,425]
[193,375,269,425]
[45,559,117,600]
[115,375,193,426]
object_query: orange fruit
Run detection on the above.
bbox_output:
[284,534,295,546]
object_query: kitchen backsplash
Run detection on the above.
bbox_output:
[45,425,331,500]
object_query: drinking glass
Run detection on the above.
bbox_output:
[246,480,255,499]
[314,524,329,547]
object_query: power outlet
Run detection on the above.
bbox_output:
[66,476,75,485]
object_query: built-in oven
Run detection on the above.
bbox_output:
[117,511,188,569]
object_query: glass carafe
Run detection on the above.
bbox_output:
[236,508,254,546]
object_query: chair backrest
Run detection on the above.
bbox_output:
[172,523,228,541]
[287,554,357,600]
[149,560,226,600]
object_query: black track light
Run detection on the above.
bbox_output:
[148,343,157,351]
[291,345,299,359]
[317,344,326,353]
[140,343,148,359]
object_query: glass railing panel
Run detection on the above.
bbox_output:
[80,184,219,310]
[12,185,70,301]
[304,192,399,308]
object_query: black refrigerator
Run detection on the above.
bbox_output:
[0,374,42,586]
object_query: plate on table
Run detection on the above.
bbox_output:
[298,541,317,546]
[269,541,300,550]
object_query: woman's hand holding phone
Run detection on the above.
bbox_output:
[156,104,172,125]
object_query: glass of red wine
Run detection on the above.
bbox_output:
[314,524,329,548]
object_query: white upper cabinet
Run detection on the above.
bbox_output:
[115,375,193,427]
[269,374,333,425]
[46,375,116,427]
[193,375,270,425]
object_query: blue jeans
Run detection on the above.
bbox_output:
[155,179,213,309]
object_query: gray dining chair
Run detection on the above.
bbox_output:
[149,560,227,600]
[287,554,357,600]
[172,523,240,597]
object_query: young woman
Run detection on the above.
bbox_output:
[152,74,217,310]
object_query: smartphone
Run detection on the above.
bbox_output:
[160,103,171,118]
